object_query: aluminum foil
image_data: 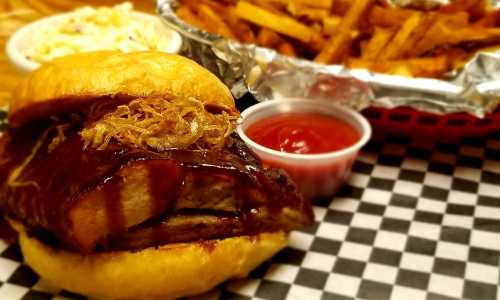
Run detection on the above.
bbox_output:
[158,0,500,117]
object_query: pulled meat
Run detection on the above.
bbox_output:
[0,125,313,253]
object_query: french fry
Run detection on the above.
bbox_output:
[412,17,500,56]
[7,0,32,11]
[289,0,332,9]
[235,1,316,43]
[213,4,256,43]
[440,11,470,28]
[314,31,352,63]
[368,6,414,27]
[176,6,206,30]
[474,10,500,27]
[278,42,298,56]
[378,12,423,60]
[198,4,236,39]
[199,0,229,15]
[256,28,281,48]
[404,11,469,57]
[36,0,84,11]
[24,0,58,15]
[434,47,469,70]
[266,0,289,5]
[0,17,27,37]
[287,3,329,21]
[467,0,487,20]
[348,56,449,77]
[0,91,12,107]
[439,0,478,12]
[219,7,257,43]
[361,27,395,59]
[176,0,500,78]
[322,16,342,35]
[311,22,322,33]
[331,0,354,16]
[315,0,373,63]
[251,0,287,15]
[0,1,9,12]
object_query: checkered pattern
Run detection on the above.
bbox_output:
[1,133,500,300]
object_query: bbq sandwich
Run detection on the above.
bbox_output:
[0,51,313,300]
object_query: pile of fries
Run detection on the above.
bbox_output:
[0,0,154,107]
[177,0,500,78]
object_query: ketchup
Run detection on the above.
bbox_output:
[246,112,360,154]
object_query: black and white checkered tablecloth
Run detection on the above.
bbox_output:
[0,134,499,300]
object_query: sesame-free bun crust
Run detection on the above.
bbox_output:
[10,51,235,127]
[11,221,286,300]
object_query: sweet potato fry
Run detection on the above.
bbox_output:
[361,27,395,59]
[235,1,316,43]
[315,0,373,63]
[378,12,423,60]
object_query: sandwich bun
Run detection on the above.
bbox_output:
[11,220,286,300]
[10,51,235,127]
[7,51,288,299]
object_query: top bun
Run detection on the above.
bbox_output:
[10,51,235,127]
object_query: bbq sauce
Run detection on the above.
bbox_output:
[0,214,16,243]
[1,125,313,252]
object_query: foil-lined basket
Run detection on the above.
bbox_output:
[158,0,500,118]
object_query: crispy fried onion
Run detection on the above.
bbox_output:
[80,97,238,151]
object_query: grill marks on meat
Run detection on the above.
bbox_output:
[0,129,313,253]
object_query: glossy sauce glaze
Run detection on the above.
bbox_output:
[0,126,313,252]
[246,112,360,154]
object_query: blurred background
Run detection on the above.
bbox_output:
[0,0,155,107]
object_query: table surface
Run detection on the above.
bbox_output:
[0,133,499,300]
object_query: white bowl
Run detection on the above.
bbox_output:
[237,99,372,199]
[6,11,183,73]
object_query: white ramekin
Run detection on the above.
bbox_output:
[6,11,183,73]
[237,98,372,199]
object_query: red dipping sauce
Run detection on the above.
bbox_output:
[245,112,360,154]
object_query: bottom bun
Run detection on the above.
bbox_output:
[11,221,286,300]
